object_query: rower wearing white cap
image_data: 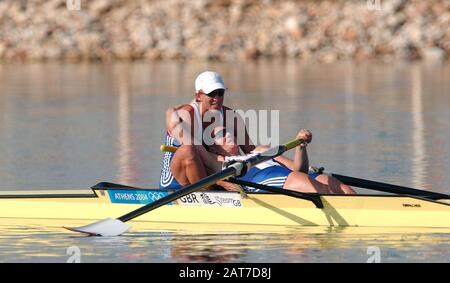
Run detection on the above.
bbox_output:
[159,71,255,189]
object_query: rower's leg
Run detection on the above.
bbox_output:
[284,172,333,194]
[171,145,208,186]
[196,145,223,173]
[315,175,356,194]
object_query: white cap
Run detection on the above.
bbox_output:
[195,71,226,94]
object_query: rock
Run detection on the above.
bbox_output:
[0,0,448,62]
[145,48,162,60]
[64,50,82,62]
[89,0,114,17]
[382,0,407,14]
[0,42,7,58]
[319,49,338,63]
[422,47,446,62]
[284,17,304,39]
[112,41,132,59]
[397,42,421,60]
[243,46,260,59]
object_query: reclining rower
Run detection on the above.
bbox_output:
[172,126,355,194]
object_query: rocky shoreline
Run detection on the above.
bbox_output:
[0,0,448,62]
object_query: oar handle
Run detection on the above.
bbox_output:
[284,139,304,150]
[161,139,305,154]
[232,139,304,177]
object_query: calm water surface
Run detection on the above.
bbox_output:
[1,220,450,263]
[0,61,449,262]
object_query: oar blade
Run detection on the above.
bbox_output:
[64,218,130,236]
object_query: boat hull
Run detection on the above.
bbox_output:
[1,188,450,229]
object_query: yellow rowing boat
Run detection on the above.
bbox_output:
[1,184,449,229]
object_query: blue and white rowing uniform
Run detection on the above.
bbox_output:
[235,154,321,192]
[159,101,224,189]
[159,132,182,189]
[236,158,291,192]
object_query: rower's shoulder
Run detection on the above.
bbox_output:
[167,104,194,114]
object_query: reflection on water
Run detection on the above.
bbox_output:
[0,220,449,263]
[0,61,450,262]
[411,66,426,188]
[117,68,140,185]
[1,61,450,191]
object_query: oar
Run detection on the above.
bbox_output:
[332,173,450,200]
[227,178,324,208]
[163,146,449,199]
[65,139,303,236]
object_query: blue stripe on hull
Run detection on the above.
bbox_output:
[107,189,171,205]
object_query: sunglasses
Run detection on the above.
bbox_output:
[204,89,225,98]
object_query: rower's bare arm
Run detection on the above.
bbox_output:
[295,129,312,173]
[269,146,308,173]
[166,105,196,145]
[240,121,256,153]
[253,145,293,170]
[255,129,312,173]
[274,155,294,169]
[294,146,309,173]
[229,107,256,154]
[197,145,224,172]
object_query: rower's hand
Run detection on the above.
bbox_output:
[297,129,312,147]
